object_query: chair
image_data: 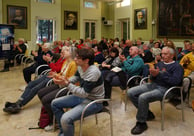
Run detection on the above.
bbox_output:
[53,88,113,136]
[124,75,142,111]
[140,76,185,131]
[34,64,50,79]
[14,43,28,66]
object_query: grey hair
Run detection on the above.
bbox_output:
[163,46,175,55]
[62,46,77,59]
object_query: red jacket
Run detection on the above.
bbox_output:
[48,57,66,72]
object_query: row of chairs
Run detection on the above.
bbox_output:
[34,64,186,135]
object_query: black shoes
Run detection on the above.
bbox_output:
[3,102,21,114]
[0,69,9,72]
[103,101,109,106]
[147,110,155,121]
[131,122,148,135]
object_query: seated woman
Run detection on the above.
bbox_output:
[100,47,121,79]
[37,46,77,131]
[93,44,105,64]
[3,46,68,114]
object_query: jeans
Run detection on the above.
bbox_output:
[127,83,168,122]
[51,95,103,136]
[19,75,51,106]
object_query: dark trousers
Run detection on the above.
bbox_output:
[23,63,38,83]
[38,84,68,122]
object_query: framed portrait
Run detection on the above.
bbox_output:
[158,0,194,38]
[7,5,27,29]
[134,8,147,29]
[64,11,78,30]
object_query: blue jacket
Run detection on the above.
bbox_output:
[151,61,184,88]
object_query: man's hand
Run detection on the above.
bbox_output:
[119,54,126,62]
[149,67,160,77]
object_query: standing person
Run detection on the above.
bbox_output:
[127,47,183,135]
[0,38,26,72]
[51,48,104,136]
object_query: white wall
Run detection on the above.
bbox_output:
[30,0,61,51]
[80,0,102,40]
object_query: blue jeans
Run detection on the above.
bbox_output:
[51,95,103,136]
[127,83,168,122]
[19,75,51,106]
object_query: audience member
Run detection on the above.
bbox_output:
[3,47,69,114]
[51,48,104,136]
[93,45,105,64]
[37,46,77,131]
[123,39,132,58]
[177,40,192,61]
[103,46,144,102]
[127,46,184,135]
[0,38,27,72]
[23,43,53,83]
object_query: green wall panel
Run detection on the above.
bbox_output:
[61,0,80,40]
[132,0,152,41]
[101,2,114,39]
[2,0,31,41]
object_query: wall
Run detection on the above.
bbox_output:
[31,0,61,50]
[80,0,102,40]
[131,0,152,41]
[115,5,131,40]
[61,0,80,40]
[101,2,114,39]
[0,0,2,23]
[2,0,31,41]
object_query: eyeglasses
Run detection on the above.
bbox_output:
[75,55,82,59]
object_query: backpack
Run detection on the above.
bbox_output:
[29,106,50,129]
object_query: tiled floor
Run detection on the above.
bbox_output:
[0,62,194,136]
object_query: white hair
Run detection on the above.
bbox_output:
[163,46,175,55]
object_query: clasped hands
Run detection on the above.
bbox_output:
[53,74,69,86]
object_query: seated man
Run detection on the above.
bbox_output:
[51,48,104,136]
[103,46,144,102]
[0,38,27,72]
[127,46,184,135]
[23,42,53,83]
[176,42,194,109]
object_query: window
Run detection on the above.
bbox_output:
[84,0,97,8]
[116,0,130,8]
[84,21,96,39]
[36,19,56,43]
[36,0,54,4]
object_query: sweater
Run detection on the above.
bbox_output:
[151,61,184,88]
[121,55,144,77]
[179,52,194,77]
[67,65,104,100]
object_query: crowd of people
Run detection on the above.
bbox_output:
[1,36,194,135]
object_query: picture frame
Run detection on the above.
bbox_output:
[36,0,55,4]
[158,0,194,38]
[134,8,147,29]
[64,11,78,30]
[7,5,27,29]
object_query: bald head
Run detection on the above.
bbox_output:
[125,40,132,46]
